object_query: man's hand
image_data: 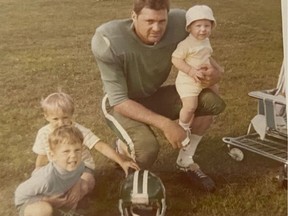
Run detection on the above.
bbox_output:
[160,119,187,149]
[198,58,224,86]
[114,100,189,149]
[188,66,204,83]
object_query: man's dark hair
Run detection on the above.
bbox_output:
[133,0,170,15]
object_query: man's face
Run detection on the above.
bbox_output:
[132,8,168,45]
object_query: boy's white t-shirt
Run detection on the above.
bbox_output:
[32,122,100,170]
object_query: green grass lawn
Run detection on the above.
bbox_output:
[1,0,286,215]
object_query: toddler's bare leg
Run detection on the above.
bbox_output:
[179,96,198,125]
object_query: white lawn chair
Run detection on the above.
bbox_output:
[223,65,287,159]
[222,0,287,188]
[248,64,286,140]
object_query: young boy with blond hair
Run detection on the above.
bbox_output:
[15,125,86,215]
[31,92,139,209]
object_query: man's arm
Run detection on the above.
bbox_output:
[114,99,186,149]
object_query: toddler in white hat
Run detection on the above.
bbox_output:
[172,5,222,168]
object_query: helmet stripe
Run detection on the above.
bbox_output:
[132,170,140,194]
[131,170,149,204]
[143,170,148,195]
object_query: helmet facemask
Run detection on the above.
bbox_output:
[119,170,166,216]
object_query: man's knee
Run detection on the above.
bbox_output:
[196,88,226,116]
[134,136,160,169]
[212,96,226,115]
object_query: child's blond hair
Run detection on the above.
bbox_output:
[48,125,84,151]
[41,92,74,115]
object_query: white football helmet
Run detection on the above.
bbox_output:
[119,170,166,216]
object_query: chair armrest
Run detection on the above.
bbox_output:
[248,90,286,105]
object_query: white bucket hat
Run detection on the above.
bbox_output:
[185,5,216,31]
